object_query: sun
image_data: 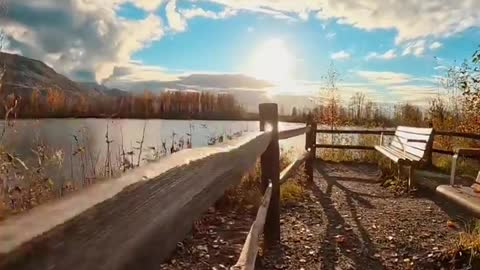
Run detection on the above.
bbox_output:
[249,39,293,84]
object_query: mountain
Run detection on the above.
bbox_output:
[0,52,132,99]
[78,82,129,97]
[0,52,97,96]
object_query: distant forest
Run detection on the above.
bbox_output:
[0,90,251,120]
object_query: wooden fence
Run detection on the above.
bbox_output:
[315,128,480,165]
[231,106,314,270]
[0,103,315,270]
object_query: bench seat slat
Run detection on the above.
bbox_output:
[392,136,428,151]
[390,139,425,158]
[383,145,422,162]
[375,145,421,163]
[397,126,433,135]
[375,146,401,162]
[395,130,431,143]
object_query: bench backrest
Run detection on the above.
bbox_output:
[390,126,434,160]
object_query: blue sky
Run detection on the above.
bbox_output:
[3,0,480,109]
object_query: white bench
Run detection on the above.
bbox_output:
[375,126,434,190]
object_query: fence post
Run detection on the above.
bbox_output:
[259,103,280,248]
[305,115,316,181]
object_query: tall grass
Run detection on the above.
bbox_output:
[218,149,306,210]
[0,117,243,219]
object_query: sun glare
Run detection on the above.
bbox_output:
[249,39,293,84]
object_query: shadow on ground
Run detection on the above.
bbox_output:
[311,160,385,270]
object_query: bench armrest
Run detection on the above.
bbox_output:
[450,148,480,185]
[454,147,480,157]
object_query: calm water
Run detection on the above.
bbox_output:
[1,119,304,189]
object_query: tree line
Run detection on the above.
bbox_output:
[0,89,247,120]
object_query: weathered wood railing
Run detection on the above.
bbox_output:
[315,128,480,165]
[0,103,315,270]
[231,107,314,270]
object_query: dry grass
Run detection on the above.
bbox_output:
[280,179,305,205]
[444,219,480,269]
[457,220,480,256]
[316,133,383,163]
[219,149,307,210]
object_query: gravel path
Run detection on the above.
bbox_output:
[160,161,465,270]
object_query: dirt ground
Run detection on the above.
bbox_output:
[160,161,470,270]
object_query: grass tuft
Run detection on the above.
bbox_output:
[457,220,480,257]
[280,179,305,206]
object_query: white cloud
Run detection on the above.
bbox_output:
[247,27,255,32]
[387,84,440,105]
[356,70,412,85]
[325,32,336,40]
[206,0,480,43]
[180,7,237,20]
[366,49,397,60]
[104,61,180,83]
[402,40,426,56]
[2,0,163,82]
[434,65,448,70]
[299,12,309,21]
[128,0,165,12]
[353,70,441,105]
[430,41,443,50]
[331,50,350,60]
[166,0,187,32]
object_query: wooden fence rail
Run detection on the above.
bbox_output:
[231,182,272,270]
[315,128,480,161]
[316,129,395,135]
[279,151,311,185]
[435,131,480,140]
[278,126,309,140]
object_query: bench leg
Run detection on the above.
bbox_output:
[408,165,415,191]
[450,153,458,186]
[397,163,401,181]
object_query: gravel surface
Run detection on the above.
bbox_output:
[160,161,467,270]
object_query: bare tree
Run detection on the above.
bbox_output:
[319,62,342,130]
[349,92,366,121]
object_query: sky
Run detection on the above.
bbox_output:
[1,0,480,111]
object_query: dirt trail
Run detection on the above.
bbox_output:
[161,161,465,270]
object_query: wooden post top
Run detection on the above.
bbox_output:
[259,103,278,133]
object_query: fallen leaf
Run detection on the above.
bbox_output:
[335,234,346,244]
[447,220,459,229]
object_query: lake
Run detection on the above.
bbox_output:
[1,119,305,190]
